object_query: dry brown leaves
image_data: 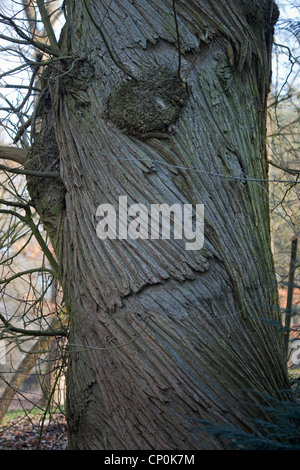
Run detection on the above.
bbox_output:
[0,413,68,450]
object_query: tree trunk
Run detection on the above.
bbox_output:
[27,0,290,450]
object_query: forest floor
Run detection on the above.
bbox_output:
[0,411,68,450]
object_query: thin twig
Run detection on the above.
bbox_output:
[172,0,182,80]
[0,163,60,179]
[83,0,136,81]
[268,159,300,176]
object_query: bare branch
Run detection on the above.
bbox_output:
[0,208,58,271]
[0,160,60,179]
[0,15,60,56]
[22,0,39,37]
[13,117,32,145]
[36,0,59,51]
[0,319,65,424]
[0,198,29,210]
[0,84,40,91]
[0,267,56,285]
[0,146,28,165]
[11,63,40,114]
[0,311,68,337]
[268,159,300,177]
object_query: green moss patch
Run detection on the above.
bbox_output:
[106,68,188,136]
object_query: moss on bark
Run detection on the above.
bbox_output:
[25,90,65,243]
[106,68,188,136]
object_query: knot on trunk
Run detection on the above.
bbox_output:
[242,0,279,28]
[106,68,188,136]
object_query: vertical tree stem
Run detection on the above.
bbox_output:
[284,235,298,357]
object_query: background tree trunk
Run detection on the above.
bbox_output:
[27,0,290,450]
[0,317,63,424]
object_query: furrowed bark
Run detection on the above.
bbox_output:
[27,0,290,450]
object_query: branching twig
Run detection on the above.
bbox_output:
[0,14,61,56]
[0,311,68,337]
[0,268,55,285]
[0,208,58,271]
[268,159,300,176]
[12,64,40,114]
